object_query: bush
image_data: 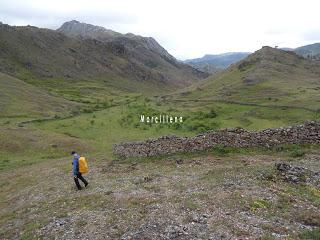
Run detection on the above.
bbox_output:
[250,199,269,211]
[205,109,217,118]
[211,146,232,156]
[170,123,182,130]
[185,120,207,132]
[82,108,94,113]
[290,149,306,158]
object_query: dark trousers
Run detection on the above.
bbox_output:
[74,173,88,190]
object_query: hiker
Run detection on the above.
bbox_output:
[71,151,89,190]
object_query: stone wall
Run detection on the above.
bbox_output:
[113,121,320,158]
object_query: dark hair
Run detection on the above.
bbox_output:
[71,151,76,155]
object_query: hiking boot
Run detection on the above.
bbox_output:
[85,182,89,188]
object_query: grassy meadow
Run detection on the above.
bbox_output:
[1,90,318,172]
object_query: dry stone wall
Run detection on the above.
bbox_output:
[113,121,320,158]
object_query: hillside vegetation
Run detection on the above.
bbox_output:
[0,72,80,119]
[177,47,320,111]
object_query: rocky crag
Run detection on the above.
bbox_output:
[113,121,320,158]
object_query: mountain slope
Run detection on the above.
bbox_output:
[0,72,80,118]
[0,21,207,98]
[178,47,320,110]
[184,52,250,73]
[57,20,175,61]
[294,43,320,58]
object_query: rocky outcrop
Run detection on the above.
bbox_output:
[57,20,121,40]
[275,162,320,185]
[113,121,320,158]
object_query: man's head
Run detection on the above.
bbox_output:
[71,151,77,156]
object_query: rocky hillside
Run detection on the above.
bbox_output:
[58,20,175,61]
[178,47,320,110]
[57,20,121,40]
[0,21,208,96]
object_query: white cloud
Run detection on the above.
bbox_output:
[0,0,319,59]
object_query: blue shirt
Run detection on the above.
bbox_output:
[72,154,80,176]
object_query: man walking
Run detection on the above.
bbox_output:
[71,151,89,190]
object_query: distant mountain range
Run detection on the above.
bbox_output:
[185,43,320,74]
[184,52,251,73]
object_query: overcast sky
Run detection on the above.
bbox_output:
[1,0,319,60]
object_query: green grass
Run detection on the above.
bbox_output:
[32,103,191,157]
[0,72,81,119]
[1,87,318,172]
[161,99,319,131]
[0,127,92,171]
[175,47,320,111]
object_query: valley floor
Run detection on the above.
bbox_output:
[1,148,319,239]
[0,90,319,240]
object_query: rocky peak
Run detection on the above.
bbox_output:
[57,20,121,40]
[57,20,176,62]
[235,45,308,73]
[252,46,301,60]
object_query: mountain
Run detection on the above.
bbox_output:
[179,46,320,110]
[0,21,207,100]
[57,20,208,84]
[280,47,294,51]
[294,43,320,58]
[57,20,175,61]
[186,42,320,75]
[184,52,251,73]
[281,43,320,60]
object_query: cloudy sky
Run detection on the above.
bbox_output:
[1,0,319,60]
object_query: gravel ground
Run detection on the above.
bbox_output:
[0,152,319,239]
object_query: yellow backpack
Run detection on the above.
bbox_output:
[78,157,88,174]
